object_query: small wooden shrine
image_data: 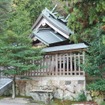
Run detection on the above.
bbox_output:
[22,7,88,100]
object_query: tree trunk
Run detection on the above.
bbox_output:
[12,75,16,99]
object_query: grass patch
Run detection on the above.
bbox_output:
[50,99,80,105]
[48,99,97,105]
[0,96,5,100]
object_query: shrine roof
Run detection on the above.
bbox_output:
[42,43,88,52]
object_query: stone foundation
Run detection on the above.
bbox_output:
[16,76,85,100]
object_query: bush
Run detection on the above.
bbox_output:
[77,91,87,102]
[87,79,105,91]
[100,101,105,105]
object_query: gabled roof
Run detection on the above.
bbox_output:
[33,28,67,46]
[32,8,74,39]
[42,43,88,53]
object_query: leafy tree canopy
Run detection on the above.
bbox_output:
[13,0,53,25]
[0,0,52,98]
[63,0,105,92]
[0,0,12,33]
[62,0,105,43]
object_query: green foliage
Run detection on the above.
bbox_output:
[82,26,105,92]
[102,35,105,44]
[13,0,53,25]
[63,0,105,92]
[65,0,105,43]
[0,46,42,76]
[0,0,12,33]
[0,0,53,98]
[0,0,44,77]
[83,26,105,77]
[100,101,105,105]
[77,91,87,102]
[87,79,105,91]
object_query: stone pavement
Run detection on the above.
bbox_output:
[0,97,43,105]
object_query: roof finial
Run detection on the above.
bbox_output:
[51,4,57,13]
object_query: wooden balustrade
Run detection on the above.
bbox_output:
[21,51,85,77]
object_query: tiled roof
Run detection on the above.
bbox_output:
[42,43,88,52]
[33,28,67,46]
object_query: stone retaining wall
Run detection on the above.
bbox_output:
[16,76,85,100]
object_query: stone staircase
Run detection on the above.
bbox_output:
[0,78,12,96]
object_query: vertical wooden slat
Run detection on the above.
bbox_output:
[48,55,50,75]
[32,60,35,76]
[74,54,76,75]
[40,59,42,76]
[70,53,73,75]
[59,54,61,75]
[34,61,37,76]
[37,60,39,76]
[43,56,46,76]
[49,55,51,75]
[66,53,69,75]
[55,54,58,76]
[78,53,80,75]
[83,51,85,76]
[46,55,49,75]
[45,55,49,76]
[39,59,42,76]
[50,55,54,75]
[38,60,40,76]
[54,55,55,75]
[63,54,65,75]
[43,57,45,75]
[48,55,51,75]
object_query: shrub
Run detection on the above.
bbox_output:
[77,91,87,102]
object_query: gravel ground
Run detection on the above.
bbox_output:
[0,97,43,105]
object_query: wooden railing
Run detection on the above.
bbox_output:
[22,51,85,77]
